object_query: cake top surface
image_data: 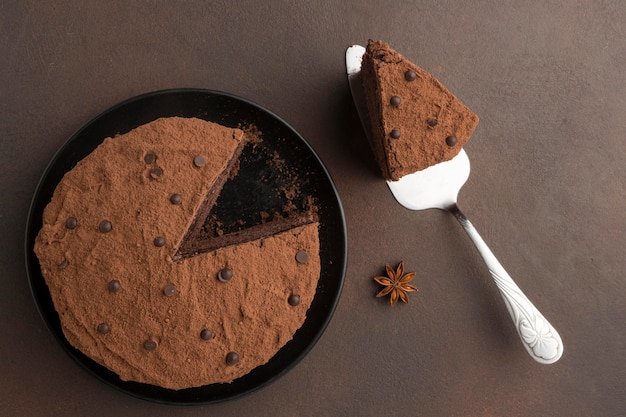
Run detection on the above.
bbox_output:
[361,39,479,180]
[33,116,322,389]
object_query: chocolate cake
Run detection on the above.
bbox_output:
[360,40,479,181]
[34,117,321,390]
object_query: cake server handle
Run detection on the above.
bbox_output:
[448,204,563,364]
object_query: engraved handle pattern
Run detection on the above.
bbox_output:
[449,205,563,364]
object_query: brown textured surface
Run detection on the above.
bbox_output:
[33,117,321,389]
[361,40,479,180]
[2,1,625,416]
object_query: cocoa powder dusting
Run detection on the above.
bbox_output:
[34,117,321,389]
[362,40,479,181]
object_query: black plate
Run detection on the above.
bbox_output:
[25,89,347,405]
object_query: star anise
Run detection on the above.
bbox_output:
[374,261,418,306]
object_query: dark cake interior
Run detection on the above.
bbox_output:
[174,133,317,260]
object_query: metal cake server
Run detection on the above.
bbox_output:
[346,45,563,364]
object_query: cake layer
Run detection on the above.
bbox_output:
[175,138,318,260]
[177,215,317,260]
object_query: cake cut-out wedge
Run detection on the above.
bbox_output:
[175,137,318,260]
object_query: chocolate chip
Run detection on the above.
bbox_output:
[218,267,233,282]
[144,340,157,351]
[58,259,69,269]
[446,135,458,146]
[108,280,121,293]
[144,153,156,164]
[193,155,206,167]
[390,96,401,107]
[405,70,417,81]
[390,129,401,139]
[99,220,112,233]
[154,236,166,247]
[295,251,308,264]
[163,284,176,296]
[149,167,163,179]
[97,323,110,334]
[200,329,213,340]
[226,352,239,366]
[66,217,78,229]
[288,294,301,306]
[427,118,438,127]
[170,194,182,205]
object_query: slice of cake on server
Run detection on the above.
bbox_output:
[360,39,479,181]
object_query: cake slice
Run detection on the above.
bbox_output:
[360,39,479,181]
